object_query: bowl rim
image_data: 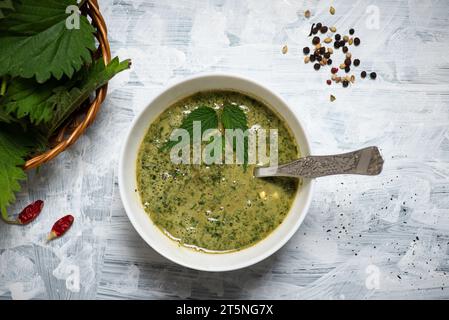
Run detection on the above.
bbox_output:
[118,73,315,271]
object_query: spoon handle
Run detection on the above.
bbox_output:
[254,146,384,179]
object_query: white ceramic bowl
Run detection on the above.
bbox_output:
[119,74,314,272]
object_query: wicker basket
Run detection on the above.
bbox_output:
[24,0,111,170]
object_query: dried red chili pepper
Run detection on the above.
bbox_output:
[17,200,44,225]
[47,215,74,241]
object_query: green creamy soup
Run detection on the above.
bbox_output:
[137,90,300,253]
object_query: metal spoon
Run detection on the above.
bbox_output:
[254,146,384,179]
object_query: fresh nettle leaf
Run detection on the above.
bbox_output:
[0,125,35,221]
[161,106,219,151]
[0,0,96,83]
[1,78,59,124]
[0,0,14,19]
[0,105,13,123]
[43,57,132,136]
[1,57,131,130]
[221,103,249,168]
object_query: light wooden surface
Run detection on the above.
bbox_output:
[1,0,449,300]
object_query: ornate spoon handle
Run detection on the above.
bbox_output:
[254,146,384,179]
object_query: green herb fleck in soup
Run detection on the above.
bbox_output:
[137,91,300,252]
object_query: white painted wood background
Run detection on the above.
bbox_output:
[1,0,449,300]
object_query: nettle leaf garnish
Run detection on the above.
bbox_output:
[162,103,249,169]
[0,0,96,83]
[161,106,219,151]
[221,103,249,169]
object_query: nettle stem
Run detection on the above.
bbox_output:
[0,76,8,96]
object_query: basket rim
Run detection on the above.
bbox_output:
[24,0,111,170]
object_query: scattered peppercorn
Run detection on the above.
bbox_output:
[303,47,310,54]
[345,66,350,73]
[361,71,367,78]
[326,80,332,85]
[308,23,316,36]
[320,26,328,33]
[344,58,352,66]
[314,63,321,70]
[327,59,332,65]
[316,22,322,29]
[335,34,341,41]
[312,27,319,35]
[316,55,322,61]
[282,45,288,54]
[334,41,340,49]
[353,59,360,67]
[304,10,311,18]
[342,46,348,53]
[329,6,335,15]
[331,67,338,74]
[349,28,355,35]
[312,36,320,45]
[370,72,377,79]
[330,94,336,102]
[310,54,316,62]
[354,37,361,46]
[319,47,326,55]
[342,80,349,87]
[324,52,331,59]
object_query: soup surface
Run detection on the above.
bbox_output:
[137,91,300,252]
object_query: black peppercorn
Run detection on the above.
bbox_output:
[342,80,349,87]
[312,36,320,45]
[335,34,341,41]
[353,59,360,67]
[339,40,346,48]
[320,26,328,33]
[342,46,348,53]
[303,47,310,54]
[354,37,361,46]
[319,47,326,55]
[361,71,367,78]
[316,22,322,29]
[334,41,340,49]
[316,54,322,61]
[370,72,377,79]
[327,58,332,65]
[324,52,331,59]
[344,58,351,66]
[345,66,350,73]
[349,28,355,35]
[310,54,316,62]
[312,27,319,35]
[314,63,321,71]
